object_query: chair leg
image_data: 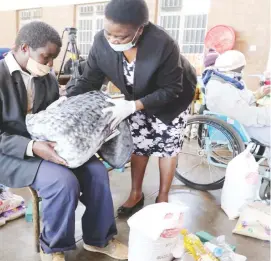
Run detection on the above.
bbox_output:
[28,187,40,253]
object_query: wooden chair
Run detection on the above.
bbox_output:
[27,161,130,254]
[28,187,40,253]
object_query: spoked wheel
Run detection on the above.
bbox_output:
[175,115,245,191]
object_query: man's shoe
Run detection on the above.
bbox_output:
[84,239,128,260]
[40,248,65,261]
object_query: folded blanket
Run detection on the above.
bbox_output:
[0,185,24,215]
[26,91,133,168]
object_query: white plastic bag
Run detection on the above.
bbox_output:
[127,202,188,261]
[221,146,259,220]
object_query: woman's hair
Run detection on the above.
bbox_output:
[105,0,149,27]
[15,21,62,51]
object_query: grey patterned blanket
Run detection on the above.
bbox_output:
[26,91,133,168]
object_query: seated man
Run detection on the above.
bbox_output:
[205,50,270,147]
[0,21,127,261]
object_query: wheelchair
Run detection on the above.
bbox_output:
[175,85,270,200]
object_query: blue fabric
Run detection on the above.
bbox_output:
[202,69,245,90]
[0,48,10,60]
[31,156,117,254]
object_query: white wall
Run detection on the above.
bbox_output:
[0,0,109,11]
[267,48,271,71]
[182,0,210,14]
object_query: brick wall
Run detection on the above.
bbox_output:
[0,11,17,48]
[42,5,75,69]
[207,0,271,90]
[0,0,269,87]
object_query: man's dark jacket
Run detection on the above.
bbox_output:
[0,60,59,187]
[67,22,197,125]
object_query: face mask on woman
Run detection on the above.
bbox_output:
[107,27,140,52]
[26,57,51,77]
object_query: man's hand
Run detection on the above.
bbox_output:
[32,141,67,166]
[254,85,271,100]
[261,85,271,96]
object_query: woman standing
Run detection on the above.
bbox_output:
[67,0,197,216]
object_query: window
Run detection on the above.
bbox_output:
[18,8,42,29]
[76,3,106,59]
[159,15,181,43]
[161,0,182,10]
[158,0,209,74]
[182,14,207,54]
[158,0,208,54]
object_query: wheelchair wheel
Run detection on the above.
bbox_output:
[176,115,245,191]
[259,178,270,200]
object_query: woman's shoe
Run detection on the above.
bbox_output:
[155,196,169,203]
[117,193,144,217]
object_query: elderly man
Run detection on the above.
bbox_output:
[205,50,270,147]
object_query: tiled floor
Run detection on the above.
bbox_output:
[0,157,269,261]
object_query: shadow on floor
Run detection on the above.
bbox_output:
[0,157,269,261]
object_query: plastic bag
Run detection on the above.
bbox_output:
[127,202,188,261]
[221,146,259,220]
[233,201,270,241]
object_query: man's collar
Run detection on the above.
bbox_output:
[5,52,24,75]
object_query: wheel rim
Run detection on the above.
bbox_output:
[177,119,242,187]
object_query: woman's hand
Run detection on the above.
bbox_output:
[32,141,68,166]
[59,85,67,97]
[102,99,136,130]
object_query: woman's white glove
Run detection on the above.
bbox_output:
[102,99,136,130]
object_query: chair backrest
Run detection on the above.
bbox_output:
[203,110,251,143]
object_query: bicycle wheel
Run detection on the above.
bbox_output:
[176,115,245,191]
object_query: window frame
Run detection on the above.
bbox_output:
[76,2,108,59]
[17,8,42,30]
[157,0,209,54]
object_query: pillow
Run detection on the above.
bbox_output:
[26,91,133,168]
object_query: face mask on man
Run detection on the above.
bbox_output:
[26,57,51,77]
[107,27,140,52]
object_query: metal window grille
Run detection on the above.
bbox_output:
[158,0,209,74]
[77,3,106,58]
[19,9,42,29]
[159,15,181,42]
[161,0,182,10]
[182,14,207,54]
